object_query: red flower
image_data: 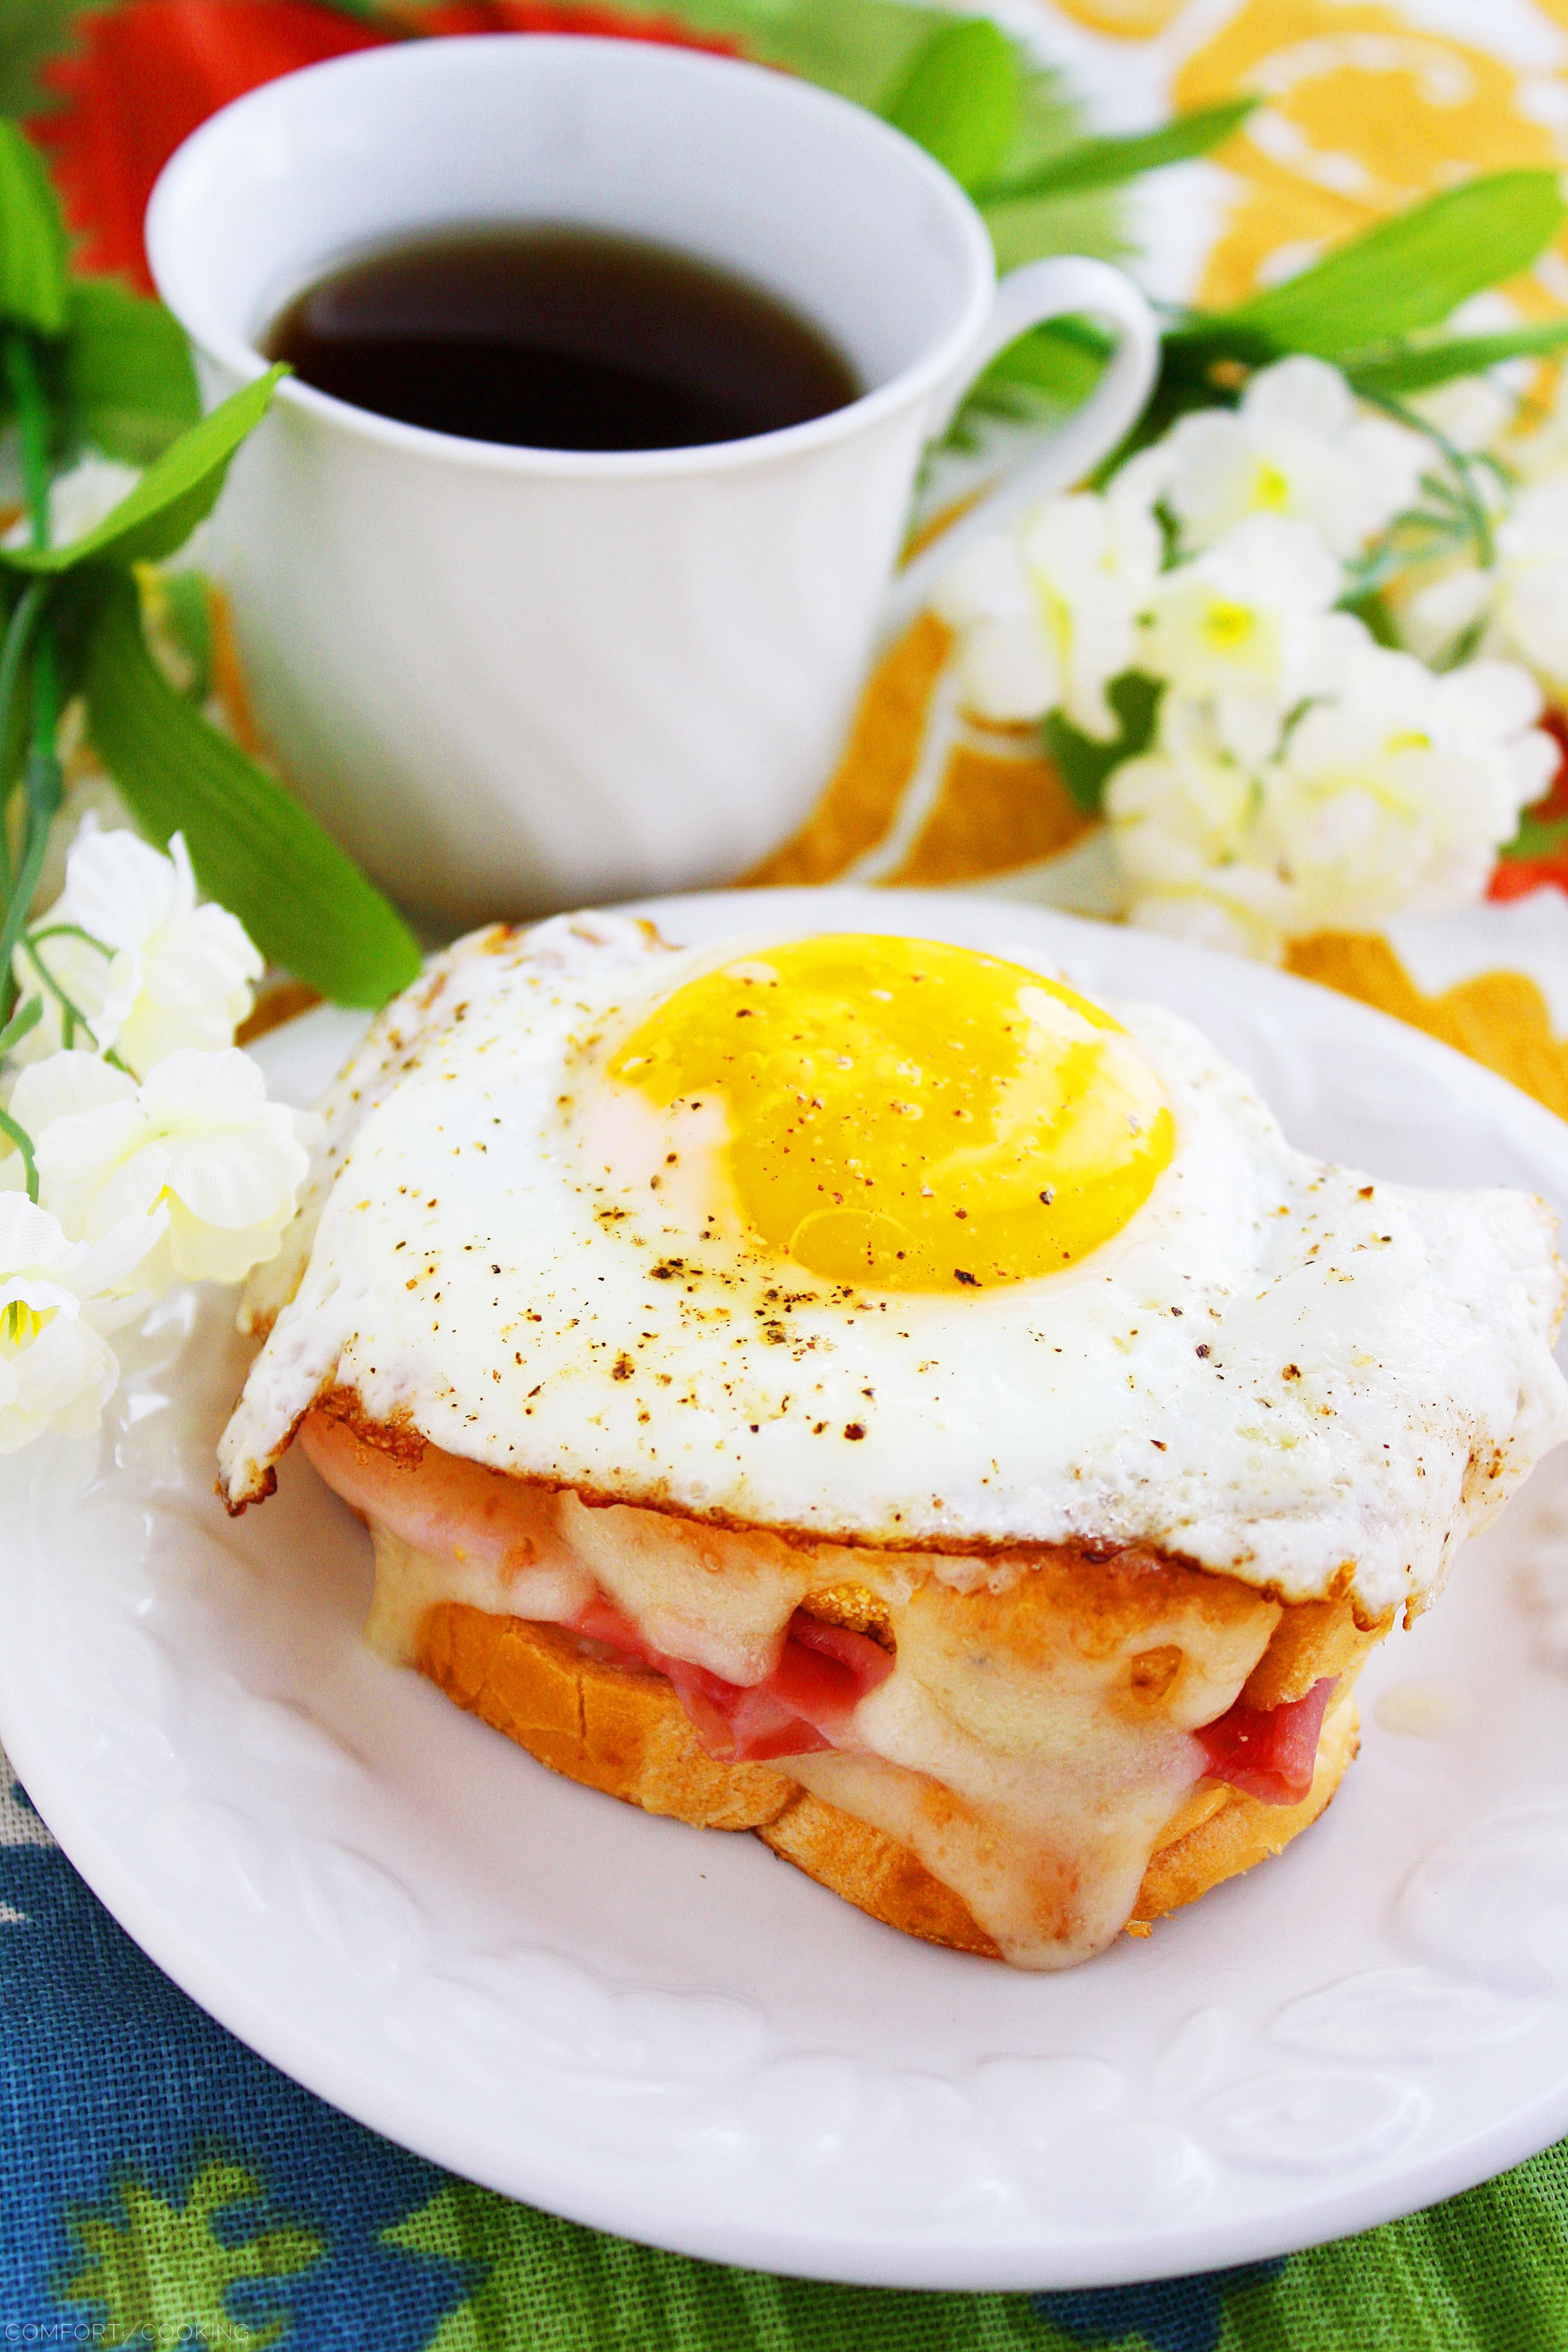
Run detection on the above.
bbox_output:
[33,3,385,290]
[31,0,740,294]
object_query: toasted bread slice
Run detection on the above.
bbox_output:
[415,1601,1360,1956]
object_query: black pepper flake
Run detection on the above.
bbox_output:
[1196,1344,1210,1357]
[843,1423,866,1441]
[953,1269,979,1287]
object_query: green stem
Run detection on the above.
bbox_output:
[0,1105,38,1201]
[0,579,48,1019]
[0,992,40,1056]
[0,580,47,903]
[0,315,58,1030]
[4,331,51,552]
[0,329,59,1038]
[1364,387,1496,569]
[0,775,59,1011]
[30,617,56,760]
[30,921,112,954]
[18,933,90,1049]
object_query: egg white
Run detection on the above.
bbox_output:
[221,911,1568,1619]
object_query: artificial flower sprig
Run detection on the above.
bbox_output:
[936,348,1568,962]
[0,820,313,1451]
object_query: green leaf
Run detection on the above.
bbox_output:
[4,365,286,575]
[979,97,1255,206]
[1217,171,1567,359]
[961,315,1111,429]
[1043,671,1162,816]
[150,567,214,702]
[1338,587,1400,648]
[1347,317,1568,399]
[80,577,422,1007]
[1500,810,1568,862]
[0,120,68,340]
[60,278,201,464]
[880,16,1021,194]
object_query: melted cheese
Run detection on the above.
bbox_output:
[329,1422,1285,1968]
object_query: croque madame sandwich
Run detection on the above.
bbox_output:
[218,914,1568,1968]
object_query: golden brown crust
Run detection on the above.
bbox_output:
[1241,1594,1393,1707]
[1129,1693,1359,1927]
[310,1391,1323,1590]
[414,1601,1362,1957]
[417,1604,796,1832]
[315,1388,428,1469]
[757,1788,1002,1957]
[797,1582,896,1645]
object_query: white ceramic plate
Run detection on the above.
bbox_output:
[5,887,1568,2292]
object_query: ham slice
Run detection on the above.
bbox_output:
[1197,1676,1338,1806]
[572,1596,894,1762]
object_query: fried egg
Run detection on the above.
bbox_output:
[221,909,1568,1619]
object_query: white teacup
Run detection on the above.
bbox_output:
[148,34,1158,927]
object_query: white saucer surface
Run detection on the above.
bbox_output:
[5,887,1568,2292]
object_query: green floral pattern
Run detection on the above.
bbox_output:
[56,2161,323,2351]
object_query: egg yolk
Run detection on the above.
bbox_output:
[607,935,1175,1293]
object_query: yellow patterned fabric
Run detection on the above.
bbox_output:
[759,0,1568,1123]
[1171,0,1568,316]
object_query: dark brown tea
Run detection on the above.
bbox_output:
[266,224,861,453]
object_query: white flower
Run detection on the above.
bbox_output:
[2,452,141,552]
[1402,477,1568,697]
[0,1190,164,1453]
[1506,382,1568,485]
[16,1047,310,1293]
[1409,375,1518,460]
[1106,642,1555,960]
[1141,514,1364,764]
[1270,650,1553,915]
[1134,357,1426,557]
[13,824,263,1076]
[934,486,1162,736]
[1104,701,1287,961]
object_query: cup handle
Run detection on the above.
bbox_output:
[881,255,1160,642]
